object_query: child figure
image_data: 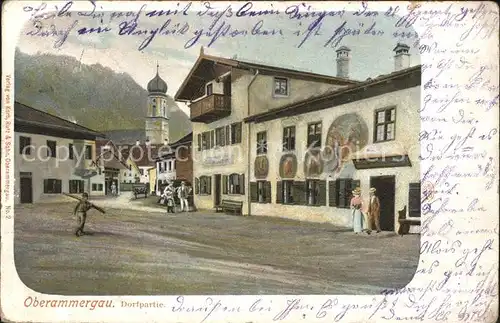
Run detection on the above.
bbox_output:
[74,192,92,237]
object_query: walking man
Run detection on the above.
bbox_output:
[368,187,381,233]
[74,192,92,237]
[111,182,117,196]
[177,181,191,212]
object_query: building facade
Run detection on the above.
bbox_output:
[245,65,421,232]
[155,132,193,193]
[14,102,104,204]
[175,47,358,213]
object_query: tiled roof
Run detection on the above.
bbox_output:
[14,101,105,137]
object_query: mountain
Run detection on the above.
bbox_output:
[14,48,192,143]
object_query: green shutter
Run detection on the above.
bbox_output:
[240,173,245,195]
[328,180,337,206]
[293,181,306,205]
[222,175,228,194]
[265,181,272,203]
[276,181,282,204]
[195,177,199,194]
[208,176,212,195]
[409,182,421,217]
[250,182,258,202]
[318,180,327,206]
[338,179,347,208]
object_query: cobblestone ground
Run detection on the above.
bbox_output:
[12,198,420,295]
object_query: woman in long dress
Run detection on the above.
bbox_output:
[350,188,364,234]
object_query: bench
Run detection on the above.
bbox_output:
[219,200,243,215]
[133,187,148,199]
[397,205,421,236]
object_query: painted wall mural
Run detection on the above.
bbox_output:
[324,113,369,174]
[254,156,269,179]
[304,149,324,178]
[279,153,297,179]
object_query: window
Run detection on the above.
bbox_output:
[250,181,271,203]
[256,131,267,154]
[47,140,57,158]
[19,136,32,155]
[274,77,289,96]
[197,134,202,151]
[206,83,213,96]
[374,107,396,142]
[69,144,74,159]
[210,130,215,148]
[307,122,322,148]
[230,123,242,144]
[201,132,209,150]
[85,145,92,160]
[139,169,144,175]
[43,179,62,194]
[282,126,296,151]
[198,176,212,195]
[92,183,97,191]
[329,178,360,208]
[69,180,84,193]
[226,173,244,195]
[215,127,226,146]
[173,160,176,170]
[409,182,421,217]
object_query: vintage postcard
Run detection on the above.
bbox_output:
[1,1,498,322]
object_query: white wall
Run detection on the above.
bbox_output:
[14,132,102,203]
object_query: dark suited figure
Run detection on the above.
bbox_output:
[74,192,92,237]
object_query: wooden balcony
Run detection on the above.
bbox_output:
[190,94,231,123]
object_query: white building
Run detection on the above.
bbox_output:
[178,44,421,233]
[244,44,421,233]
[174,47,357,213]
[14,102,105,203]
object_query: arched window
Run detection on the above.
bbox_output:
[197,176,211,195]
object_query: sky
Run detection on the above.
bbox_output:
[14,1,421,115]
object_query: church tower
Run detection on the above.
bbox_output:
[145,64,169,145]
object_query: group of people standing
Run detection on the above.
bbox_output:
[350,187,381,234]
[159,181,192,213]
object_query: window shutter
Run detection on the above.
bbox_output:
[338,179,347,208]
[195,177,199,194]
[318,180,327,206]
[197,134,201,151]
[409,182,421,217]
[265,181,272,203]
[344,179,354,208]
[250,182,258,202]
[293,181,306,205]
[276,181,282,204]
[207,176,212,195]
[56,180,62,193]
[239,174,245,195]
[329,180,337,206]
[222,175,228,194]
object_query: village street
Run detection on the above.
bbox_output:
[13,194,420,295]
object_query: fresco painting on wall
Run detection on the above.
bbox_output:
[279,153,297,178]
[254,156,269,179]
[324,113,369,175]
[304,149,324,177]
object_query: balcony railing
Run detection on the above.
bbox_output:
[190,94,231,123]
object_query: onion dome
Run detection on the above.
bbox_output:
[147,63,168,94]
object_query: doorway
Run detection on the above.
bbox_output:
[20,172,33,204]
[370,175,396,231]
[214,174,221,206]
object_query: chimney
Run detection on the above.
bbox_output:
[393,43,410,71]
[335,46,351,79]
[145,137,150,146]
[136,140,140,146]
[164,139,169,146]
